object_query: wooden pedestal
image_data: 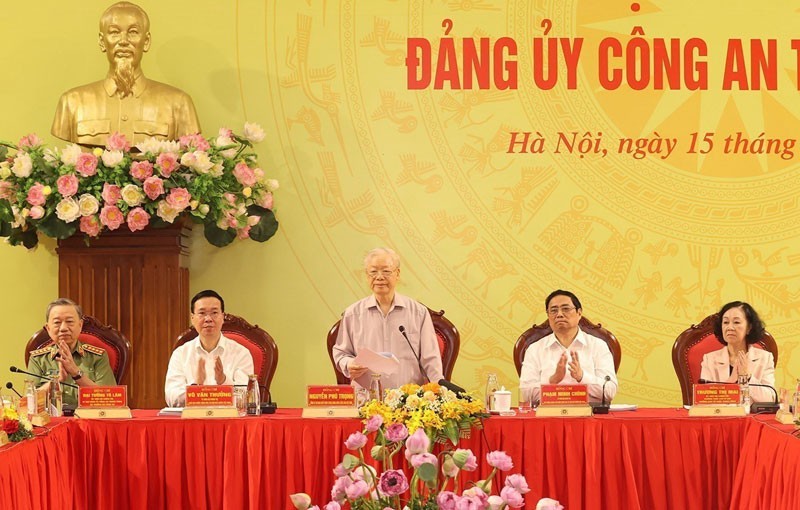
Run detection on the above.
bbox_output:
[57,223,190,409]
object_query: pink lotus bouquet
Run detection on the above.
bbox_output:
[0,123,278,248]
[290,414,561,510]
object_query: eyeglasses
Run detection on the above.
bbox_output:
[194,311,222,319]
[547,306,576,317]
[367,269,397,278]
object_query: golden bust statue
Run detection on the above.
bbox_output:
[51,2,200,146]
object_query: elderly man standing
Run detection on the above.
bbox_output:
[27,298,116,408]
[51,1,200,146]
[333,247,444,389]
[520,289,618,404]
[164,290,254,407]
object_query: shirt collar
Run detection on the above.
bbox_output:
[103,71,147,98]
[194,334,228,355]
[544,328,587,349]
[367,293,407,311]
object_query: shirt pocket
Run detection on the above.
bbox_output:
[77,119,111,137]
[134,121,169,138]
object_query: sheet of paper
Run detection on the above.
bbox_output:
[352,348,400,387]
[157,407,184,416]
[609,404,638,412]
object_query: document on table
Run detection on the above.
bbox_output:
[158,407,184,416]
[353,348,400,388]
[609,404,638,412]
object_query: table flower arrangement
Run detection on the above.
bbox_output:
[0,123,278,248]
[1,405,34,444]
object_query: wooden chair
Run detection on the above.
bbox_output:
[174,313,278,402]
[672,313,778,406]
[327,307,460,384]
[513,316,622,376]
[25,315,131,383]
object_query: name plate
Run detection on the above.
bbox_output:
[693,384,740,406]
[78,386,127,408]
[185,385,235,408]
[540,384,589,406]
[306,385,356,407]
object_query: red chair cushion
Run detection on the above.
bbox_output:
[79,332,119,376]
[225,332,264,379]
[436,332,445,358]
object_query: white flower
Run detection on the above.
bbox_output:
[159,140,181,154]
[43,148,59,165]
[12,152,32,178]
[156,200,180,223]
[55,197,81,223]
[215,130,237,158]
[209,163,224,177]
[266,179,280,191]
[101,150,124,167]
[180,151,214,174]
[0,161,11,179]
[135,137,162,154]
[11,205,25,228]
[198,204,210,215]
[60,144,82,166]
[121,184,144,207]
[243,122,265,143]
[77,193,100,216]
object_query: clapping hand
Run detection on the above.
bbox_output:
[549,352,568,384]
[735,351,750,379]
[568,351,584,382]
[196,357,206,384]
[56,339,79,379]
[214,356,225,385]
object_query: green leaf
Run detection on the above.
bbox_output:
[444,419,459,445]
[0,199,13,222]
[0,221,11,237]
[9,228,38,248]
[37,213,77,240]
[342,453,360,470]
[417,462,437,482]
[0,145,7,160]
[246,206,279,242]
[203,222,236,247]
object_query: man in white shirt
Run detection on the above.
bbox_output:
[520,290,618,404]
[164,290,254,407]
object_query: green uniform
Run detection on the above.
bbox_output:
[26,340,116,407]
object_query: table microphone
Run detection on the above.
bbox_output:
[697,378,780,414]
[399,325,429,383]
[6,381,23,398]
[591,375,612,414]
[9,366,78,389]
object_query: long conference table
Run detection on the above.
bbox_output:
[0,409,797,510]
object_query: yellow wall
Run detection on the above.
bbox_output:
[2,1,798,407]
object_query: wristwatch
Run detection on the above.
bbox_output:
[72,370,84,381]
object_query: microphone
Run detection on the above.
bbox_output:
[6,382,22,398]
[9,366,78,389]
[398,325,429,383]
[438,378,467,396]
[697,378,780,414]
[591,375,612,414]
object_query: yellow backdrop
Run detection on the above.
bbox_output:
[1,1,798,407]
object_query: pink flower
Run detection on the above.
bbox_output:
[344,479,369,499]
[364,414,383,433]
[410,452,438,469]
[486,451,514,471]
[535,498,564,510]
[106,132,131,151]
[505,474,530,494]
[461,486,489,508]
[378,470,408,496]
[75,152,99,177]
[26,183,47,206]
[17,133,42,148]
[223,192,237,204]
[143,176,165,200]
[330,477,351,502]
[156,152,179,177]
[256,191,274,210]
[29,206,45,220]
[436,491,458,510]
[332,463,348,477]
[452,449,478,471]
[126,207,150,232]
[80,215,102,237]
[404,428,430,455]
[165,187,191,211]
[289,493,312,510]
[99,205,124,230]
[233,162,257,186]
[237,226,251,240]
[322,503,341,510]
[102,183,122,205]
[0,181,15,200]
[385,423,408,443]
[130,161,154,180]
[179,133,210,151]
[344,431,367,450]
[56,174,79,197]
[500,487,525,508]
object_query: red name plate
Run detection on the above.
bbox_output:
[185,385,235,407]
[78,386,128,408]
[540,384,589,406]
[307,385,356,407]
[693,384,740,405]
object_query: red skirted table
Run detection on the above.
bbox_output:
[0,409,797,510]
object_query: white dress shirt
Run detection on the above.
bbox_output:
[519,328,618,404]
[164,334,254,407]
[332,293,444,389]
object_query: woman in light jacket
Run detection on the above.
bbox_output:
[700,301,775,402]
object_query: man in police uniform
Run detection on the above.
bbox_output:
[27,298,116,407]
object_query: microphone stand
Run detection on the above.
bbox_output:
[697,378,780,414]
[10,366,78,389]
[591,375,612,414]
[399,325,429,383]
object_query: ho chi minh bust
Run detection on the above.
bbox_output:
[51,2,200,147]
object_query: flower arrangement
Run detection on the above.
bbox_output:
[0,123,278,248]
[1,405,34,443]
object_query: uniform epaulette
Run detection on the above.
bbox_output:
[82,344,106,356]
[30,345,55,357]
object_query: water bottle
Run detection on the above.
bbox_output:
[49,375,63,418]
[485,373,499,411]
[368,373,383,402]
[25,380,37,419]
[246,374,261,416]
[738,375,751,415]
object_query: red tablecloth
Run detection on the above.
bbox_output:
[0,409,797,510]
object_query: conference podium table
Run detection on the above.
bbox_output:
[0,408,797,510]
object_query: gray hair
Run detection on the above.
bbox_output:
[363,247,401,269]
[45,298,84,322]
